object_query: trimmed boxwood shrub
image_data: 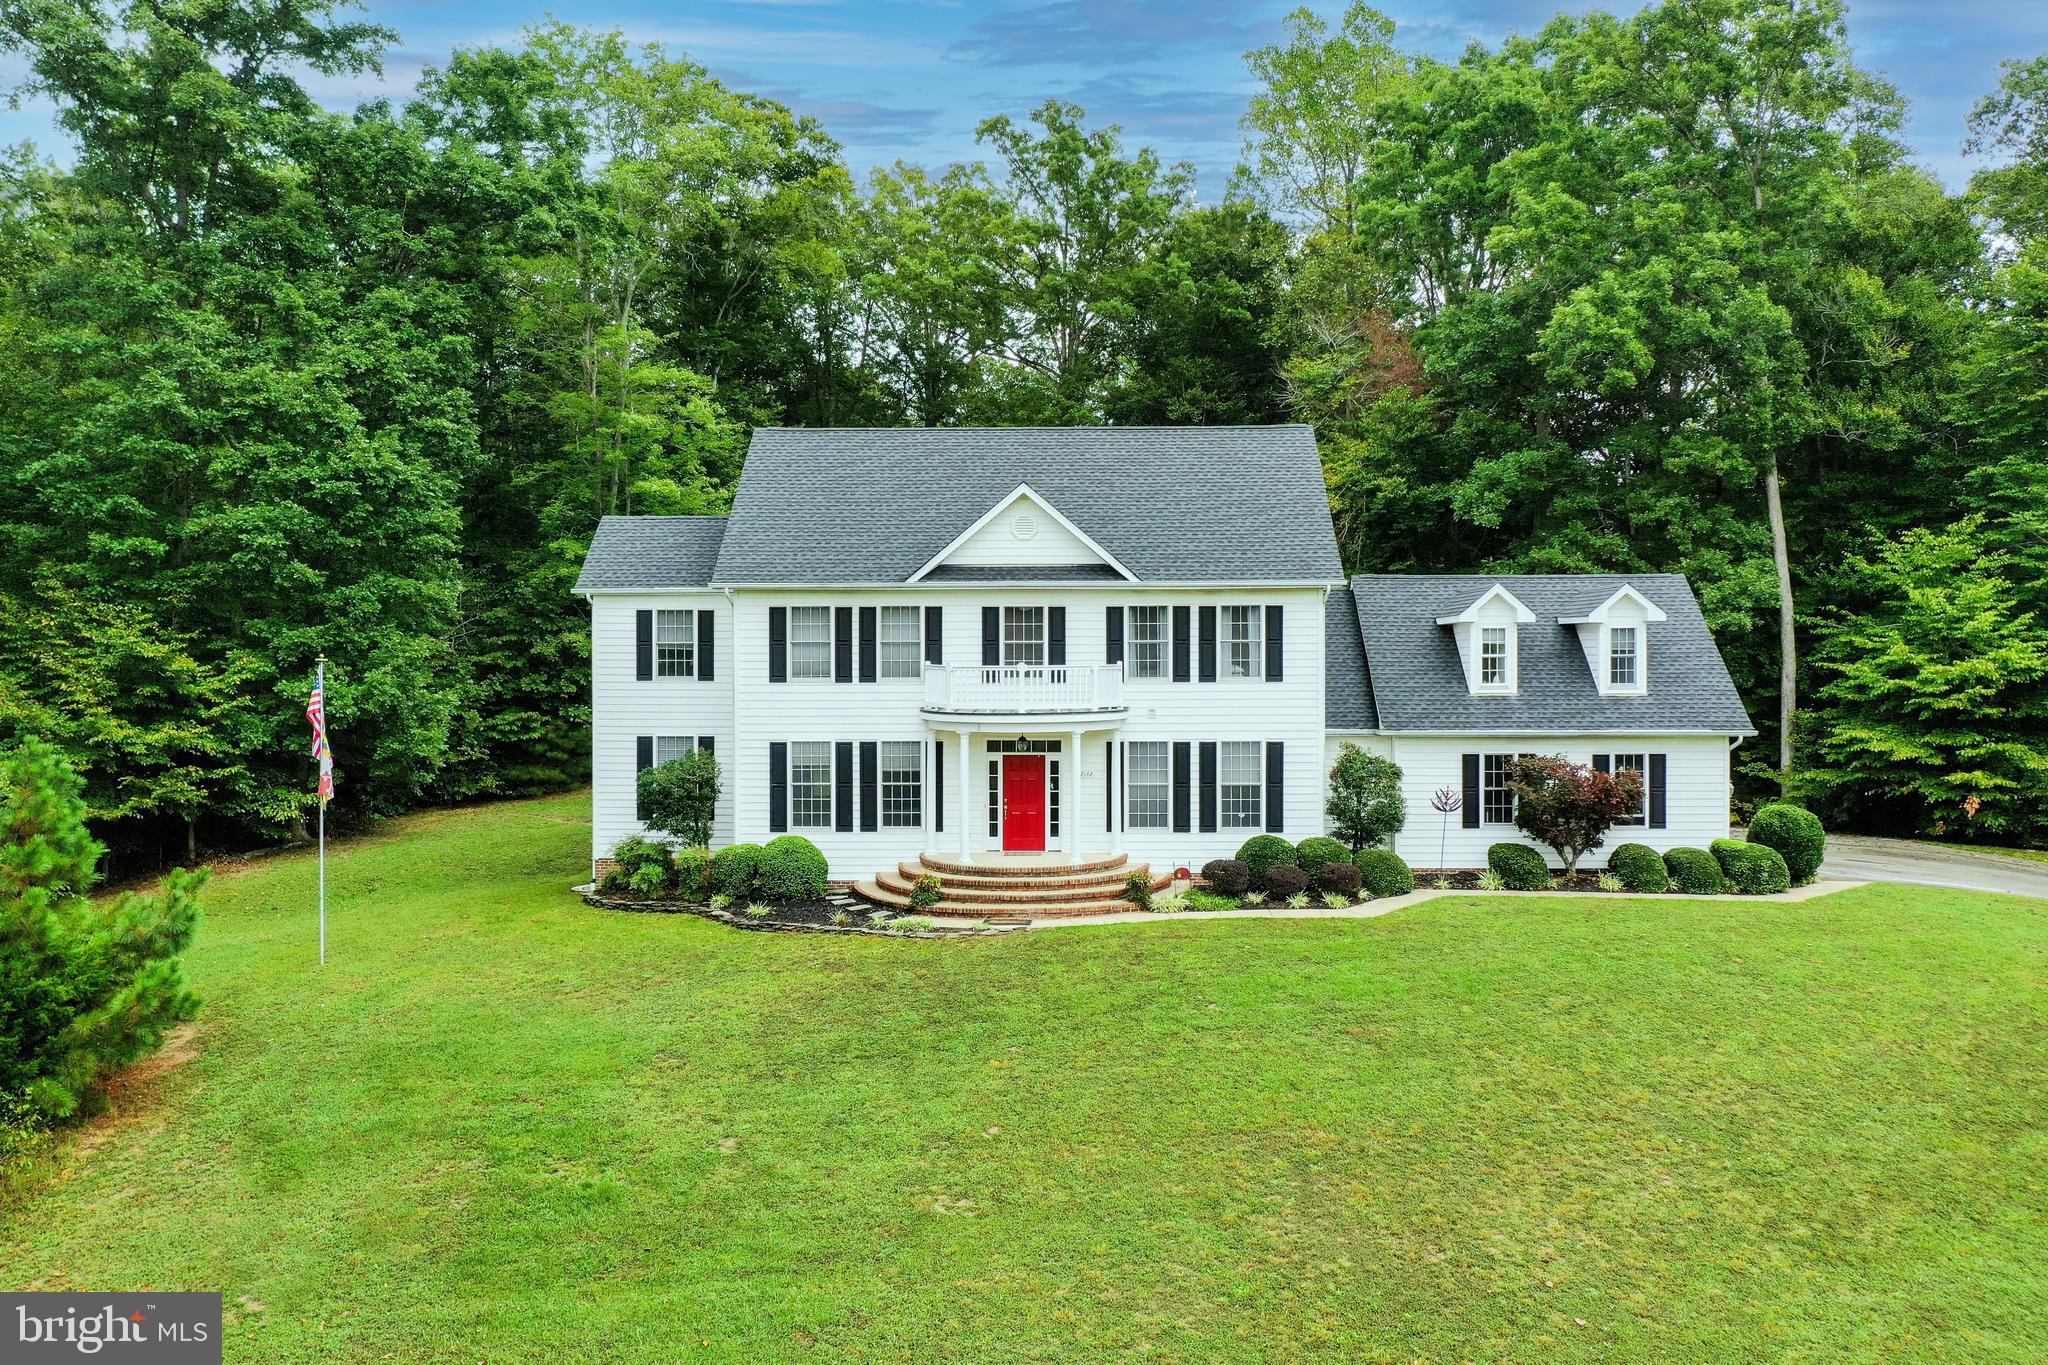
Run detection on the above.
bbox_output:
[711,843,762,899]
[1293,836,1350,877]
[758,835,829,902]
[1236,834,1298,887]
[672,846,713,898]
[1355,849,1414,898]
[1663,846,1726,895]
[1487,843,1550,890]
[1201,858,1251,897]
[1263,864,1310,899]
[1712,839,1790,895]
[1607,843,1669,894]
[610,835,673,891]
[1747,803,1826,885]
[1317,862,1362,897]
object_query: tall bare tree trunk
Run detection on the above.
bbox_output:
[1764,453,1795,795]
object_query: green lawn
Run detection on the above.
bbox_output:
[5,793,2047,1362]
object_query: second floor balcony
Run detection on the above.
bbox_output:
[922,663,1125,716]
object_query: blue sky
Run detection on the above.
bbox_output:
[5,1,2046,193]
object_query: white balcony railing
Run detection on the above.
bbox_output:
[922,663,1125,713]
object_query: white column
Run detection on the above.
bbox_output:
[1109,736,1124,857]
[1069,728,1084,860]
[956,728,971,861]
[922,736,936,857]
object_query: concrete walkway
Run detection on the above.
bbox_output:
[1015,877,1865,930]
[1821,835,2048,900]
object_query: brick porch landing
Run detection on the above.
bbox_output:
[854,851,1171,921]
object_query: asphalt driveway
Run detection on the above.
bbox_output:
[1821,834,2048,899]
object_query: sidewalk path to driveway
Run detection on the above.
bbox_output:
[1821,835,2048,899]
[1022,878,1864,929]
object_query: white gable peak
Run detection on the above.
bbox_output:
[909,484,1137,582]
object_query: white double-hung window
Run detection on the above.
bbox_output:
[1221,741,1262,828]
[881,741,922,826]
[655,609,695,677]
[1223,605,1262,679]
[788,607,831,680]
[880,606,922,679]
[1609,626,1639,687]
[1611,752,1647,825]
[1127,741,1169,828]
[1128,606,1167,678]
[790,742,832,826]
[1479,626,1510,688]
[1003,606,1046,666]
[1482,753,1516,824]
[654,736,697,765]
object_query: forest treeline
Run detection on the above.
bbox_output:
[1,0,2045,865]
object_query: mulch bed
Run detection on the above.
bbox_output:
[580,890,1001,937]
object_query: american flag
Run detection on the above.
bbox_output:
[307,681,334,803]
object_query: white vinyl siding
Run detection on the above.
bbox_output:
[788,607,832,680]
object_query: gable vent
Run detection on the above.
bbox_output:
[1011,512,1039,540]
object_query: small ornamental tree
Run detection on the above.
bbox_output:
[1325,744,1405,853]
[637,749,722,847]
[1,738,204,1120]
[1505,755,1641,875]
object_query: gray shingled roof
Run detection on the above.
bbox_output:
[710,426,1343,585]
[1351,574,1755,734]
[1324,586,1379,730]
[574,516,728,592]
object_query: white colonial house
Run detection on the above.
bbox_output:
[574,426,1755,914]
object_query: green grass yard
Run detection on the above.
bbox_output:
[5,792,2047,1362]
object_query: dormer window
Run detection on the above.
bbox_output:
[1609,627,1639,686]
[1559,584,1665,697]
[1480,627,1510,686]
[1439,583,1534,696]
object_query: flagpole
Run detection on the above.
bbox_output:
[316,654,326,966]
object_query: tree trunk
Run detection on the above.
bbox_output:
[185,816,197,868]
[1764,453,1796,794]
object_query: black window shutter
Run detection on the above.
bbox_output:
[1592,753,1610,773]
[1198,741,1218,833]
[1048,606,1066,666]
[1198,606,1217,682]
[834,607,854,683]
[1462,753,1481,829]
[635,737,653,820]
[698,735,714,755]
[1172,606,1191,682]
[1104,606,1123,665]
[635,610,653,681]
[768,742,788,832]
[1265,742,1284,833]
[1265,605,1283,682]
[934,741,944,832]
[925,606,943,665]
[982,606,1000,666]
[1172,741,1192,833]
[858,606,878,683]
[834,741,855,832]
[859,741,879,831]
[1648,753,1668,829]
[768,607,787,683]
[697,610,714,681]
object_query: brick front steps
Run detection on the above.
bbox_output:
[853,853,1170,920]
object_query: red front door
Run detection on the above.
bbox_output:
[1003,755,1046,851]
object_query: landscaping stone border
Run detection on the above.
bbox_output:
[579,890,1006,938]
